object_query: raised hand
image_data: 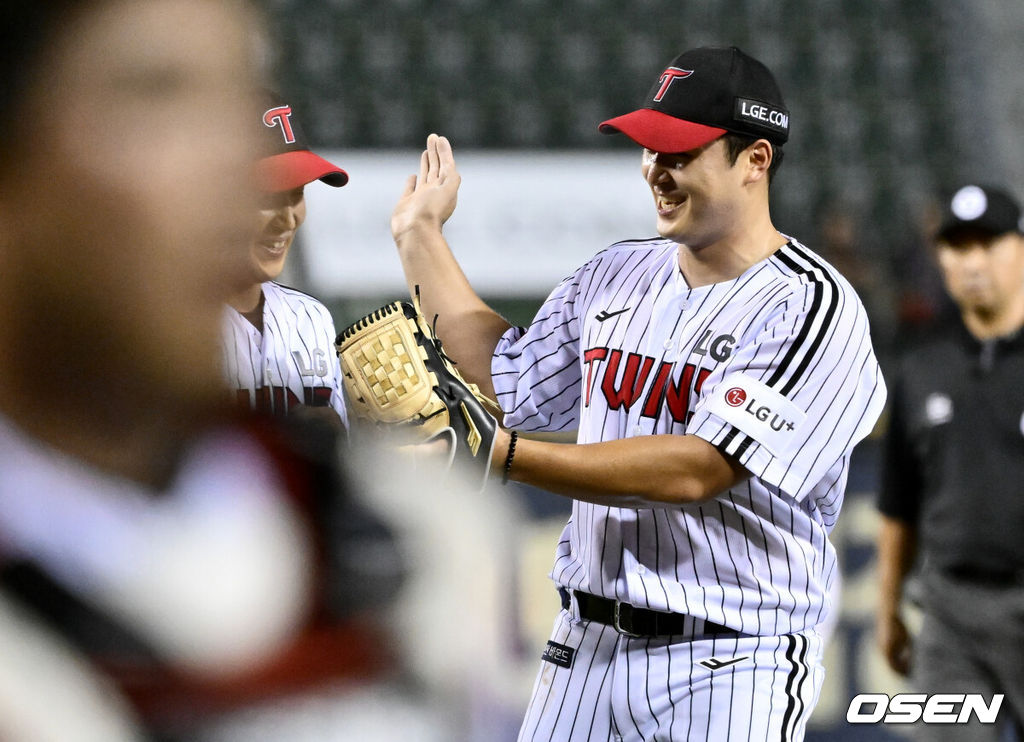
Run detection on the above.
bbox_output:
[391,133,461,241]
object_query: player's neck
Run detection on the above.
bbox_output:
[227,285,265,332]
[676,218,786,288]
[961,291,1024,340]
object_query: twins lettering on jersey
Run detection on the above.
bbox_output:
[584,347,710,423]
[239,385,332,413]
[583,346,806,449]
[583,329,735,423]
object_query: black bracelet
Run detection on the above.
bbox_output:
[501,430,519,485]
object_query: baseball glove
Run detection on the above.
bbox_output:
[335,295,501,491]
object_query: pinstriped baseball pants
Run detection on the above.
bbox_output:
[518,608,824,742]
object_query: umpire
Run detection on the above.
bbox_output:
[876,183,1024,740]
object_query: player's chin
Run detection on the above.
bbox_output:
[956,288,994,312]
[253,253,288,283]
[655,219,690,244]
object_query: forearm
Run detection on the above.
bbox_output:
[492,430,749,507]
[395,224,511,397]
[876,514,917,618]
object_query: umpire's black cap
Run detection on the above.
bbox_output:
[599,46,789,153]
[936,184,1023,242]
[254,93,348,192]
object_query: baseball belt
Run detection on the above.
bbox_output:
[562,588,738,639]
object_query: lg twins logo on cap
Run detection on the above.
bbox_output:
[263,105,296,144]
[653,67,694,102]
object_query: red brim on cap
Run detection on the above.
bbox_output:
[599,109,727,153]
[255,150,349,192]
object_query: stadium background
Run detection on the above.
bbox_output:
[253,1,1024,739]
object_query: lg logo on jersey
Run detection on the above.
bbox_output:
[293,349,329,378]
[847,693,1003,725]
[693,330,735,362]
[706,372,807,457]
[725,386,796,432]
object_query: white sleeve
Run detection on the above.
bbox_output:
[491,270,586,433]
[321,312,349,430]
[687,272,887,502]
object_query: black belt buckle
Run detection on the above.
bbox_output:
[612,600,643,637]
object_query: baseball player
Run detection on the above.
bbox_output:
[876,184,1024,740]
[391,47,886,740]
[223,96,350,428]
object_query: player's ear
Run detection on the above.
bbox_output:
[743,139,773,186]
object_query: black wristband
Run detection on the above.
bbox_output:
[501,430,518,485]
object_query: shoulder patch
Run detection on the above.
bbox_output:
[705,371,807,457]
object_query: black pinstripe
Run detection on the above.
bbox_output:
[768,245,841,395]
[779,634,809,741]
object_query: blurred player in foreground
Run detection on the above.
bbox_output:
[0,1,318,739]
[391,46,885,741]
[876,183,1024,740]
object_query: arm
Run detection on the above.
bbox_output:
[491,429,750,507]
[391,134,511,398]
[874,366,920,677]
[875,514,917,676]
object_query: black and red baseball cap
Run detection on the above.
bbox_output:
[599,46,789,153]
[255,95,348,192]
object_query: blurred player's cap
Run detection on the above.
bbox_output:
[936,184,1024,241]
[599,46,789,153]
[255,94,348,192]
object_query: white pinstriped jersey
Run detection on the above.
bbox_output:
[492,237,885,636]
[222,282,348,427]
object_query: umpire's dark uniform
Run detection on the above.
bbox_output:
[879,313,1024,738]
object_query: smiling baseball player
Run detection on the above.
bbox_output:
[391,46,886,741]
[223,96,349,427]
